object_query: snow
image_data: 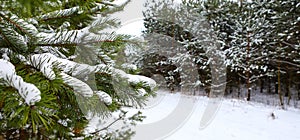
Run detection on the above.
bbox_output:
[30,53,112,80]
[0,59,41,105]
[1,53,9,61]
[29,53,117,103]
[116,19,145,37]
[125,90,300,140]
[128,74,157,90]
[95,91,113,105]
[60,72,94,97]
[137,88,147,96]
[85,89,300,139]
[110,0,128,6]
[121,63,138,71]
[113,69,156,90]
[38,6,80,21]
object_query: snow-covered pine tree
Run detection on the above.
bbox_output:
[0,0,156,139]
[262,0,300,106]
[142,0,227,96]
[141,0,184,91]
[204,0,271,101]
[142,0,211,93]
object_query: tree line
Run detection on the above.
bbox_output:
[140,0,300,106]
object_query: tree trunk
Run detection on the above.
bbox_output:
[268,77,271,94]
[298,83,300,100]
[285,83,289,97]
[275,82,278,94]
[287,72,292,105]
[238,77,241,98]
[246,32,251,101]
[260,79,264,93]
[205,86,210,97]
[277,62,284,106]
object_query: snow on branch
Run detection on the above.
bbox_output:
[0,13,38,37]
[29,53,112,80]
[30,53,56,80]
[36,25,117,47]
[0,20,28,52]
[28,53,155,103]
[29,53,115,103]
[113,69,156,90]
[271,59,300,68]
[60,72,94,97]
[37,30,79,46]
[95,91,112,105]
[100,0,131,15]
[0,59,41,105]
[37,6,80,21]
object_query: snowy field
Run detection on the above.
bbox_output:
[126,90,300,140]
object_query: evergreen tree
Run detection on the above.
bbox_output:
[263,0,300,105]
[221,0,271,101]
[142,0,227,95]
[0,0,156,139]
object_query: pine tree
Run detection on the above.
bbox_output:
[263,0,300,106]
[142,0,227,96]
[221,1,271,101]
[142,0,210,93]
[0,0,156,139]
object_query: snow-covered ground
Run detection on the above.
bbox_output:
[127,90,300,140]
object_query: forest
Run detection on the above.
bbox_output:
[139,0,300,106]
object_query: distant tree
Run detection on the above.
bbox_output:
[142,0,227,96]
[263,0,300,105]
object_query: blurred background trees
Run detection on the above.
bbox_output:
[140,0,299,106]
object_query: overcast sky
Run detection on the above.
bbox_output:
[112,0,147,36]
[113,0,182,37]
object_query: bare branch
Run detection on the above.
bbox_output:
[281,41,297,50]
[271,59,300,68]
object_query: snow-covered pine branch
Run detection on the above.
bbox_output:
[112,69,156,91]
[95,91,112,105]
[0,19,28,53]
[37,6,81,21]
[60,72,94,97]
[30,53,112,79]
[36,30,79,46]
[28,53,155,104]
[0,59,41,105]
[0,12,38,37]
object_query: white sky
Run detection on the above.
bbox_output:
[113,0,182,37]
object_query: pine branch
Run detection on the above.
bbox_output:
[95,51,114,65]
[0,18,28,53]
[0,59,41,105]
[35,39,129,47]
[281,41,298,50]
[37,6,81,22]
[95,91,112,105]
[60,72,94,97]
[0,13,38,37]
[90,114,124,135]
[101,0,132,15]
[271,59,300,68]
[37,30,78,46]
